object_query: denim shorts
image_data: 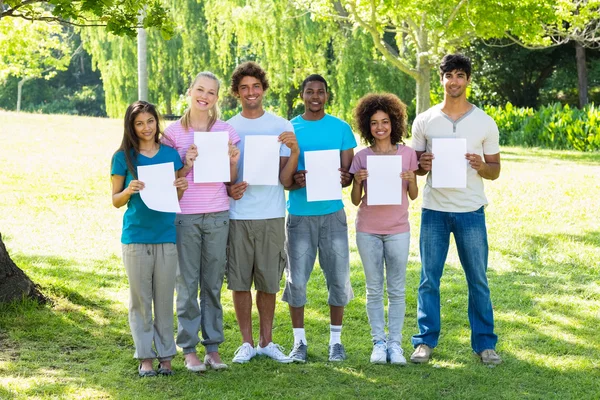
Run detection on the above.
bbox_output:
[282,209,354,307]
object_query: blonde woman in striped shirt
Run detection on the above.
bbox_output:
[163,71,240,372]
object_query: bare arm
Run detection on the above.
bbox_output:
[173,176,188,200]
[401,170,418,201]
[351,169,368,206]
[228,141,240,184]
[112,175,143,208]
[415,151,433,176]
[279,131,300,188]
[466,152,501,180]
[340,148,354,188]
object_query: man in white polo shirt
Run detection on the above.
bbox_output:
[410,54,502,365]
[226,61,299,364]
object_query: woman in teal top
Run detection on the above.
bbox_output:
[111,101,188,377]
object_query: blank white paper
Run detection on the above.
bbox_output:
[367,155,403,206]
[305,149,342,202]
[432,138,467,188]
[243,135,280,185]
[193,131,230,183]
[137,162,181,213]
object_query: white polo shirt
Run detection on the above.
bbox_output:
[411,104,500,212]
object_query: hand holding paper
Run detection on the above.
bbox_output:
[304,150,342,202]
[432,138,467,188]
[137,162,181,213]
[367,155,403,205]
[243,135,280,185]
[193,131,230,183]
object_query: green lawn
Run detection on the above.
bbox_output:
[0,110,599,399]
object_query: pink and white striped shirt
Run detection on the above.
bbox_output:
[163,120,240,214]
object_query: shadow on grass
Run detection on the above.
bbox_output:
[1,246,599,398]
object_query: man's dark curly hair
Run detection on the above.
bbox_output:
[230,61,269,95]
[354,93,407,146]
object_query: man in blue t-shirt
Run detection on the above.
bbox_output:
[283,74,357,363]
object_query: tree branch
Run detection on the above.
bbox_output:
[1,0,41,19]
[347,1,418,78]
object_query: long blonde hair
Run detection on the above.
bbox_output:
[181,71,221,132]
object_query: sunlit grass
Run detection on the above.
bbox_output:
[1,111,599,399]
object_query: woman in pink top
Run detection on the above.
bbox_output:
[163,71,240,372]
[349,93,418,365]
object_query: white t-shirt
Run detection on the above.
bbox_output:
[228,111,293,220]
[411,104,500,212]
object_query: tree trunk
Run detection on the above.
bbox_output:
[575,42,588,108]
[415,64,431,115]
[0,233,49,304]
[137,12,148,101]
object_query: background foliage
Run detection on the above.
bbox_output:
[1,0,599,150]
[485,103,600,151]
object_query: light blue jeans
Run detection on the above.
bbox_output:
[356,231,410,345]
[282,209,354,307]
[411,207,498,353]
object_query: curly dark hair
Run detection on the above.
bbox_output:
[230,61,269,96]
[354,93,407,146]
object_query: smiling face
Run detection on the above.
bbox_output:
[301,80,328,115]
[441,69,470,99]
[369,110,392,142]
[133,112,157,144]
[236,75,264,111]
[189,76,219,112]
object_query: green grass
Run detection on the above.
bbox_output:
[1,110,599,399]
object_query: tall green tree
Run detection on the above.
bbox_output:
[0,17,70,111]
[203,0,415,121]
[81,0,229,118]
[0,0,174,305]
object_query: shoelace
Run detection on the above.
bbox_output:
[234,344,252,357]
[290,343,306,355]
[268,343,288,357]
[331,343,345,357]
[388,343,403,354]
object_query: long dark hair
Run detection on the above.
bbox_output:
[113,101,163,179]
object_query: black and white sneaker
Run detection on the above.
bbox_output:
[289,342,308,363]
[328,343,347,362]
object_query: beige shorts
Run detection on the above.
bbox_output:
[226,218,286,294]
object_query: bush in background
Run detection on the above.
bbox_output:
[485,103,600,151]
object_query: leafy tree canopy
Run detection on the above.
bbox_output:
[0,0,173,37]
[0,17,70,81]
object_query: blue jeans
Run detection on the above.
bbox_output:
[411,207,498,353]
[356,231,409,345]
[282,209,353,307]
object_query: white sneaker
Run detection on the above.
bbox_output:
[370,341,387,364]
[232,342,257,364]
[257,342,293,363]
[388,342,407,365]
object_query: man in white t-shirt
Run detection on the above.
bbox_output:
[410,54,502,366]
[226,61,299,364]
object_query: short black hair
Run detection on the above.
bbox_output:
[439,54,472,79]
[300,74,328,93]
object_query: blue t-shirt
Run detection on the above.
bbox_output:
[111,145,183,244]
[287,114,357,216]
